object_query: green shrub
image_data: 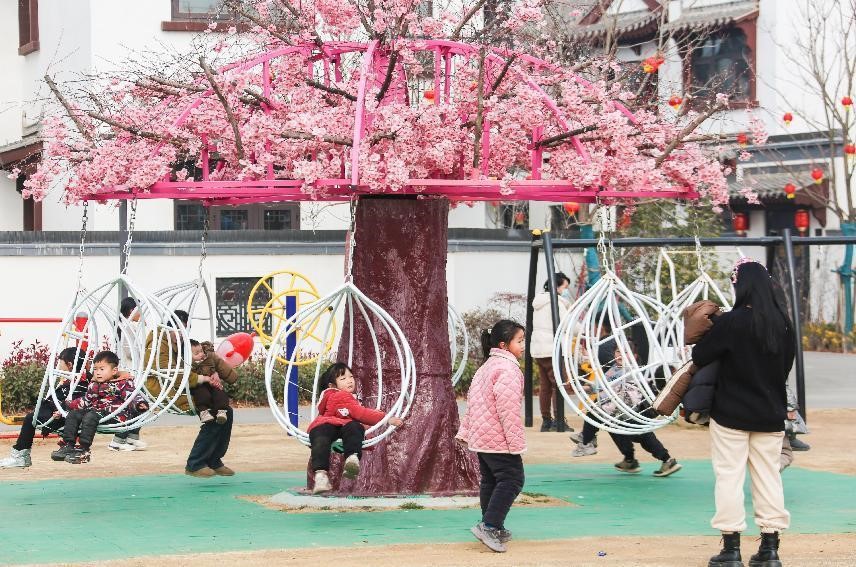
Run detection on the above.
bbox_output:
[0,341,50,415]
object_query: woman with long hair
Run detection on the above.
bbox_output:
[693,260,794,567]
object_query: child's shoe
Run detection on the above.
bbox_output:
[569,432,597,447]
[215,410,228,424]
[470,522,507,553]
[614,458,641,473]
[343,454,361,479]
[65,447,91,464]
[125,436,147,450]
[497,528,512,544]
[571,442,597,457]
[313,470,332,494]
[108,438,136,452]
[199,409,214,424]
[0,447,31,468]
[51,443,76,462]
[653,458,682,477]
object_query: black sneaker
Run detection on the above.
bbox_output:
[653,458,682,477]
[540,419,554,432]
[789,436,811,451]
[614,458,641,473]
[551,420,573,433]
[51,443,76,462]
[65,448,91,464]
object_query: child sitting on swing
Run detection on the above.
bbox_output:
[189,339,236,424]
[51,351,148,464]
[307,362,404,495]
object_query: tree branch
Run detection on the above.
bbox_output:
[86,111,168,142]
[538,125,599,148]
[44,75,94,142]
[472,47,486,169]
[451,0,489,40]
[375,50,399,102]
[654,103,726,167]
[306,78,357,101]
[200,56,245,162]
[281,130,353,146]
[490,55,516,93]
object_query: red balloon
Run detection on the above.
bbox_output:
[216,332,255,368]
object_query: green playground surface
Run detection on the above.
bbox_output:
[1,461,854,565]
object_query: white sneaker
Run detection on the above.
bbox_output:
[0,447,31,468]
[343,454,361,479]
[108,439,136,452]
[571,442,597,457]
[199,409,214,424]
[215,410,228,424]
[313,470,332,494]
[125,437,148,450]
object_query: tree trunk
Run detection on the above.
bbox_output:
[307,196,479,495]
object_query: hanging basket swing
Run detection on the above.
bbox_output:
[553,269,677,435]
[448,304,469,387]
[264,281,416,449]
[35,275,192,433]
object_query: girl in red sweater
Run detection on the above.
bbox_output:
[307,362,403,494]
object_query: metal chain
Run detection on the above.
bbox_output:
[695,234,705,273]
[76,202,89,292]
[121,198,138,275]
[344,196,359,281]
[198,205,210,276]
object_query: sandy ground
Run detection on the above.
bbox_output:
[30,534,856,567]
[4,410,854,567]
[2,409,854,481]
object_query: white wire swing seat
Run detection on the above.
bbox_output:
[653,249,733,367]
[151,277,216,415]
[264,281,416,449]
[35,275,192,433]
[448,304,469,387]
[553,269,677,435]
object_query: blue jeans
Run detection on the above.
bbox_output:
[186,407,233,471]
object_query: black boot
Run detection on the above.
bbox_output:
[749,532,782,567]
[709,532,743,567]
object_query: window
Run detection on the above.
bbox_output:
[215,277,271,337]
[688,27,753,103]
[18,0,39,55]
[174,202,300,230]
[171,0,228,21]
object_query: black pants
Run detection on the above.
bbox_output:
[14,404,62,451]
[191,383,230,412]
[63,409,100,449]
[582,418,599,445]
[114,428,141,441]
[186,406,233,471]
[309,421,365,471]
[609,431,670,462]
[477,452,525,529]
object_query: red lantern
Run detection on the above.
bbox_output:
[732,212,749,235]
[641,55,663,74]
[842,96,853,108]
[73,311,89,352]
[811,168,824,184]
[783,112,793,125]
[563,202,580,215]
[794,210,810,233]
[736,133,749,146]
[845,143,856,156]
[668,95,682,110]
[423,89,435,103]
[784,182,796,199]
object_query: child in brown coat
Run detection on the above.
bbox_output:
[190,340,237,424]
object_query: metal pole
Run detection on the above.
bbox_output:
[119,201,129,300]
[782,228,807,421]
[523,231,539,428]
[541,231,566,432]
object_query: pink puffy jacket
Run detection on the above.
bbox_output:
[456,348,526,455]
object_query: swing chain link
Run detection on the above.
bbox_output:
[694,235,705,274]
[121,199,138,275]
[345,197,358,282]
[198,205,210,276]
[76,201,89,292]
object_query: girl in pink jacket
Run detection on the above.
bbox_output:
[456,319,526,554]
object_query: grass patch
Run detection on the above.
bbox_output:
[399,502,425,510]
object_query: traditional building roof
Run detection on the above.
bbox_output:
[565,9,662,42]
[663,1,759,34]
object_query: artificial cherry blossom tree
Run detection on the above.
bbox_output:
[23,0,738,495]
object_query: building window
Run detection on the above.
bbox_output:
[18,0,39,55]
[174,202,300,230]
[215,277,271,337]
[688,27,754,103]
[171,0,228,20]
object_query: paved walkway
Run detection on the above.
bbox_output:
[1,462,854,565]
